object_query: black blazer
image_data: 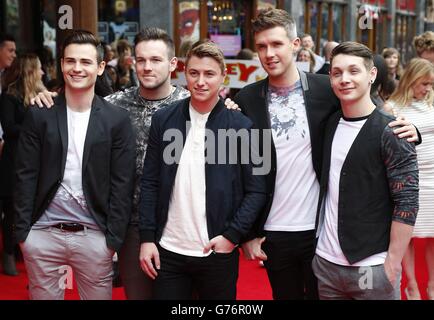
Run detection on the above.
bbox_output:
[14,94,135,251]
[233,72,340,239]
[0,93,27,197]
[316,62,330,75]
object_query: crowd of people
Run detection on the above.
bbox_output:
[0,8,433,300]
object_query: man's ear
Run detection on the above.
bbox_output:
[169,56,178,73]
[370,66,377,84]
[97,60,106,76]
[291,37,301,52]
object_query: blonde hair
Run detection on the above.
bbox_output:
[185,40,225,73]
[296,47,316,73]
[6,53,46,106]
[413,31,434,57]
[388,58,434,108]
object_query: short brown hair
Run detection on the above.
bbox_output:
[413,31,434,57]
[62,30,103,63]
[331,41,374,70]
[185,40,225,73]
[252,8,297,40]
[134,27,175,58]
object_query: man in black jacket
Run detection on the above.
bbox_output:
[14,30,135,300]
[0,32,17,276]
[312,42,418,300]
[138,40,266,299]
[235,9,419,300]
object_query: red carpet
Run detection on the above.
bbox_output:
[0,239,429,300]
[0,250,272,300]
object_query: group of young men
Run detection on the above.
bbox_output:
[12,8,420,300]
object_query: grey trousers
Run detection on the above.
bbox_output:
[20,227,114,300]
[312,254,401,300]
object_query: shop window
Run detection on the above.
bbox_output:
[207,0,248,57]
[256,0,277,14]
[42,0,57,60]
[306,1,319,48]
[375,8,388,52]
[4,0,20,42]
[98,0,140,45]
[291,0,305,36]
[304,1,347,54]
[332,4,345,43]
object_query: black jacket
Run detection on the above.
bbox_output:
[138,97,267,245]
[0,93,27,197]
[233,72,340,239]
[14,94,135,251]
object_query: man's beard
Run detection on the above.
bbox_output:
[139,73,170,91]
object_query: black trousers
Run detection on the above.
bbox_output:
[262,230,318,300]
[153,245,239,300]
[1,197,16,254]
[119,224,153,300]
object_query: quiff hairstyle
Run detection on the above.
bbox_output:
[62,29,104,64]
[251,8,297,40]
[185,40,226,74]
[134,27,175,59]
[330,41,374,70]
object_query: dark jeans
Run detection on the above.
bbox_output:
[1,197,16,254]
[119,224,153,300]
[262,230,318,300]
[154,245,239,300]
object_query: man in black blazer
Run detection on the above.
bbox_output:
[234,9,419,300]
[13,30,135,300]
[316,41,338,75]
[312,42,418,300]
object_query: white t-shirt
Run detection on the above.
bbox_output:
[316,116,387,266]
[264,81,320,232]
[63,106,91,194]
[35,105,96,228]
[159,104,211,257]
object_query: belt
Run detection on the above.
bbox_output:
[52,223,85,232]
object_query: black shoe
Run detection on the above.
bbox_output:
[2,252,19,276]
[112,261,122,288]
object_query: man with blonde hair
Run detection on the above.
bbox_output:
[138,40,267,299]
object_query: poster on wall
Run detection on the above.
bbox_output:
[178,0,200,55]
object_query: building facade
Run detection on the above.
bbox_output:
[1,0,433,62]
